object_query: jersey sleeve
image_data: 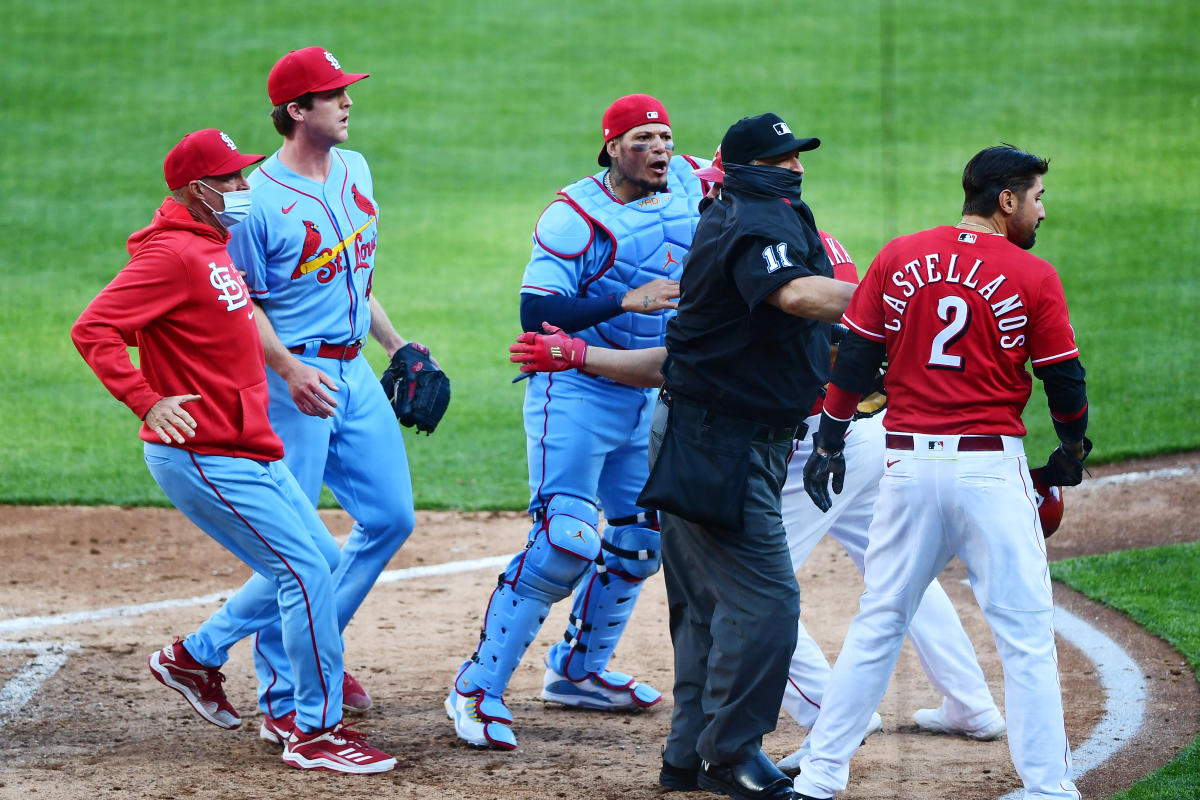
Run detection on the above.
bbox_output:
[70,246,190,419]
[1027,268,1079,367]
[731,229,827,310]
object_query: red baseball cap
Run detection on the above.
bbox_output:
[268,46,369,106]
[163,129,265,190]
[692,145,725,183]
[598,94,670,166]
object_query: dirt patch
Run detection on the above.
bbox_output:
[0,454,1195,800]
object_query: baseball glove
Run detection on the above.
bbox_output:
[380,342,450,435]
[1039,437,1093,486]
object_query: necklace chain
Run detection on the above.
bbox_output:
[957,220,998,234]
[603,170,616,196]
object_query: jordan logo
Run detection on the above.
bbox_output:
[663,246,680,270]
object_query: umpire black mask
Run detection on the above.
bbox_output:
[723,163,804,204]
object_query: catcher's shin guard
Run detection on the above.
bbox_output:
[545,519,661,680]
[458,581,549,700]
[459,495,601,696]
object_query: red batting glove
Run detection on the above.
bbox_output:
[508,323,588,373]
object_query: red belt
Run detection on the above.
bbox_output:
[288,341,362,360]
[885,434,1004,452]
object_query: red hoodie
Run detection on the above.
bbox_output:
[72,198,284,461]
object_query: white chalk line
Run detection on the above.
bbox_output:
[0,640,81,727]
[1079,463,1197,489]
[993,605,1147,800]
[0,554,508,729]
[0,554,509,635]
[986,462,1195,797]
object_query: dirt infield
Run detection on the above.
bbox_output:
[0,453,1196,800]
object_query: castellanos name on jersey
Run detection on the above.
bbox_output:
[229,148,379,347]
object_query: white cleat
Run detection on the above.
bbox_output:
[913,705,1006,741]
[445,688,518,750]
[777,712,882,777]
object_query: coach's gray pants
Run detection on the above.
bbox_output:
[651,399,800,767]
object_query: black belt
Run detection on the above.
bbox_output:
[885,433,1004,452]
[660,389,803,443]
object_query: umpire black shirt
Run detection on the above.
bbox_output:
[663,165,833,427]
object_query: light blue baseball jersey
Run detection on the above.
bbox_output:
[230,148,379,347]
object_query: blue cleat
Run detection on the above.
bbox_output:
[540,665,662,710]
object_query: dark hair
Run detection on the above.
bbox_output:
[961,144,1049,216]
[270,92,316,137]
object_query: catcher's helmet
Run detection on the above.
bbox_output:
[1029,467,1064,537]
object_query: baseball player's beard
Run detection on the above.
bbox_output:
[1016,226,1038,250]
[612,162,667,196]
[624,173,667,196]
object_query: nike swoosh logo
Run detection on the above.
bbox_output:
[887,459,900,468]
[282,201,297,214]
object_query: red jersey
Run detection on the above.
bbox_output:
[819,230,859,285]
[842,226,1078,435]
[71,198,284,461]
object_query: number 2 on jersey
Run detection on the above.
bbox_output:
[927,295,971,370]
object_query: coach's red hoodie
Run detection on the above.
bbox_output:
[71,198,283,461]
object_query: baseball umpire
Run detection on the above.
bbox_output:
[646,112,853,800]
[447,94,706,750]
[71,128,394,773]
[795,145,1090,800]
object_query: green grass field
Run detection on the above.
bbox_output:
[1,5,1197,797]
[3,1,1196,508]
[1052,543,1200,799]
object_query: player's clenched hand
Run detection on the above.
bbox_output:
[144,394,201,444]
[622,277,680,314]
[281,359,339,418]
[803,446,846,513]
[508,322,588,373]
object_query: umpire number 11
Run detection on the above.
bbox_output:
[761,243,794,273]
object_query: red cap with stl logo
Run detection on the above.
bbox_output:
[268,46,369,106]
[163,129,264,190]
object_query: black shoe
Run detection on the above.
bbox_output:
[697,750,795,800]
[659,758,700,791]
[796,795,831,800]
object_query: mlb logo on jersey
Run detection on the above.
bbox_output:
[927,440,946,451]
[957,232,977,243]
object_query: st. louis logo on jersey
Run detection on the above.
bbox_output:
[208,262,248,312]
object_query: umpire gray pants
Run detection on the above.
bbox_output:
[651,398,800,768]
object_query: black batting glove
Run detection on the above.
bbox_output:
[1041,436,1093,486]
[803,445,846,513]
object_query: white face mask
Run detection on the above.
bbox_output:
[198,181,252,228]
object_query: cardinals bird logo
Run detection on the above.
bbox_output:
[291,220,323,279]
[351,184,376,217]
